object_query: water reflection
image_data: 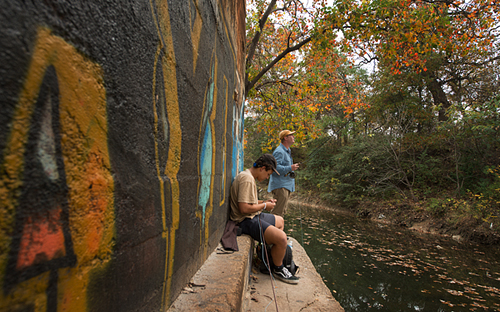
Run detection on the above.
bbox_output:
[285,203,500,311]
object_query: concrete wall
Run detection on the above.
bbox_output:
[0,0,245,311]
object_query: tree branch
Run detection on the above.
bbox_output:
[245,0,277,87]
[245,36,312,97]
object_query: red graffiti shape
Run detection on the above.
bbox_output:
[16,208,66,270]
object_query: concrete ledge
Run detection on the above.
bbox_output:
[168,235,253,312]
[245,237,344,311]
[168,235,343,312]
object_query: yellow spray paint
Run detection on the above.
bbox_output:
[0,27,114,312]
[150,0,181,307]
[219,76,229,206]
[190,0,203,74]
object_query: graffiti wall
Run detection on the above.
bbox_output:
[0,0,246,311]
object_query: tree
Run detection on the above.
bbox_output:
[245,0,326,97]
[245,1,372,149]
[244,33,369,150]
[323,0,500,121]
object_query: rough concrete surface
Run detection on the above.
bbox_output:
[168,235,343,311]
[245,237,344,312]
[168,235,253,312]
[1,1,246,310]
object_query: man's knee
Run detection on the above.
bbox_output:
[264,225,287,246]
[275,230,287,246]
[275,215,284,230]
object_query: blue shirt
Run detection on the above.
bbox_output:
[268,143,295,192]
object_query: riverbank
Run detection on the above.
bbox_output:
[288,194,500,246]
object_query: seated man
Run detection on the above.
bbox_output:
[229,154,299,284]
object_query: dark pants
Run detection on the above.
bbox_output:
[238,213,276,242]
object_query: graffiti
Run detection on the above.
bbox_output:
[232,99,245,179]
[198,59,216,230]
[151,0,242,307]
[0,28,114,312]
[220,75,229,206]
[150,0,182,307]
[0,1,245,311]
[151,1,244,306]
[195,2,249,266]
[4,64,77,312]
[190,0,203,73]
[198,54,219,261]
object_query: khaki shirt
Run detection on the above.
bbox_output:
[230,169,260,223]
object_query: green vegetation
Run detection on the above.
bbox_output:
[244,0,500,242]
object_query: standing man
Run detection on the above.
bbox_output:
[268,130,300,217]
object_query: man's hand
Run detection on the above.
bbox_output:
[264,199,276,211]
[291,163,300,171]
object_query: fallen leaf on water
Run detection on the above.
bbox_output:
[439,299,453,307]
[444,288,463,296]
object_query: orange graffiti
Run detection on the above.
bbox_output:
[0,27,114,312]
[83,152,110,256]
[16,208,66,270]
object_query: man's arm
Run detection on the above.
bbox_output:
[238,200,276,214]
[273,148,291,175]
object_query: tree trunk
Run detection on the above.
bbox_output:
[426,76,451,122]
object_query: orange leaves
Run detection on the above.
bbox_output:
[329,0,499,77]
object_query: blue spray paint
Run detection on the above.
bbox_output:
[198,63,215,226]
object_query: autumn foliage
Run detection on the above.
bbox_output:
[245,0,500,228]
[324,0,500,74]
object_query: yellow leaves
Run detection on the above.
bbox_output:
[336,0,500,79]
[307,104,319,113]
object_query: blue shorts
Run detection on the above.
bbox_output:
[239,213,276,242]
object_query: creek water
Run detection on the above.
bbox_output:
[285,203,500,311]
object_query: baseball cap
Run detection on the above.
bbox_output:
[255,154,280,175]
[279,130,296,140]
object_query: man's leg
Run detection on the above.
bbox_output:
[241,214,297,282]
[263,225,287,267]
[274,215,284,231]
[263,224,299,284]
[271,188,290,217]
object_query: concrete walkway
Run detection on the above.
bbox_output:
[245,237,343,311]
[168,236,344,311]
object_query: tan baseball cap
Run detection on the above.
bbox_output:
[279,130,296,140]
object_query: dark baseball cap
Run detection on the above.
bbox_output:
[255,154,280,175]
